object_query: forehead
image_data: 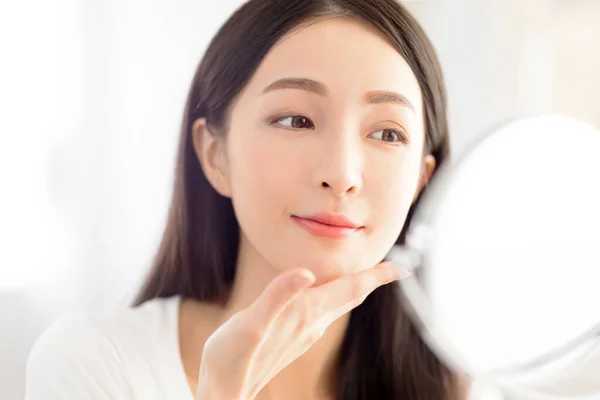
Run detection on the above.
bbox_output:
[242,17,423,113]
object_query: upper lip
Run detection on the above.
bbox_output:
[296,212,363,229]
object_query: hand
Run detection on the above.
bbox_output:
[195,261,410,400]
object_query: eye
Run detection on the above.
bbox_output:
[273,115,315,130]
[368,129,409,144]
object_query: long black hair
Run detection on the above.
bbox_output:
[133,1,455,398]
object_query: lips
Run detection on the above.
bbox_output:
[300,213,362,229]
[291,212,364,239]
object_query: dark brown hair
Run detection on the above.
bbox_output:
[133,0,455,398]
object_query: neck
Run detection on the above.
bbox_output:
[222,236,350,399]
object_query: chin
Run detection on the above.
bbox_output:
[303,258,372,284]
[268,238,385,283]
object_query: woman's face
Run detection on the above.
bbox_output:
[198,17,433,283]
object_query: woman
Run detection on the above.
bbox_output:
[26,0,461,399]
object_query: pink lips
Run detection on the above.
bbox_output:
[291,212,363,239]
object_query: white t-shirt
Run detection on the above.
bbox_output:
[24,295,195,400]
[25,294,600,400]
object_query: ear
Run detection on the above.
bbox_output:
[191,118,232,198]
[412,154,436,203]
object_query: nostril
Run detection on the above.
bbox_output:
[321,182,330,188]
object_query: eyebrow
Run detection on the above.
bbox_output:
[364,91,415,113]
[262,78,327,95]
[261,77,415,113]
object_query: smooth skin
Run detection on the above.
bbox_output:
[182,17,436,400]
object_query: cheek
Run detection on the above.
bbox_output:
[372,159,420,211]
[225,132,299,247]
[228,135,292,203]
[363,150,422,252]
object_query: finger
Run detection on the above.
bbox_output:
[251,268,316,326]
[311,261,410,314]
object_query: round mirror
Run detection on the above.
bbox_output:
[389,115,600,398]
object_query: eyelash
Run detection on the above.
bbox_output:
[269,114,409,145]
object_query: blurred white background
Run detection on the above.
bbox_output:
[1,0,599,398]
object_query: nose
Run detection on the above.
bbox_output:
[316,133,363,197]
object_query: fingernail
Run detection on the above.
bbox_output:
[294,270,316,288]
[395,266,412,280]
